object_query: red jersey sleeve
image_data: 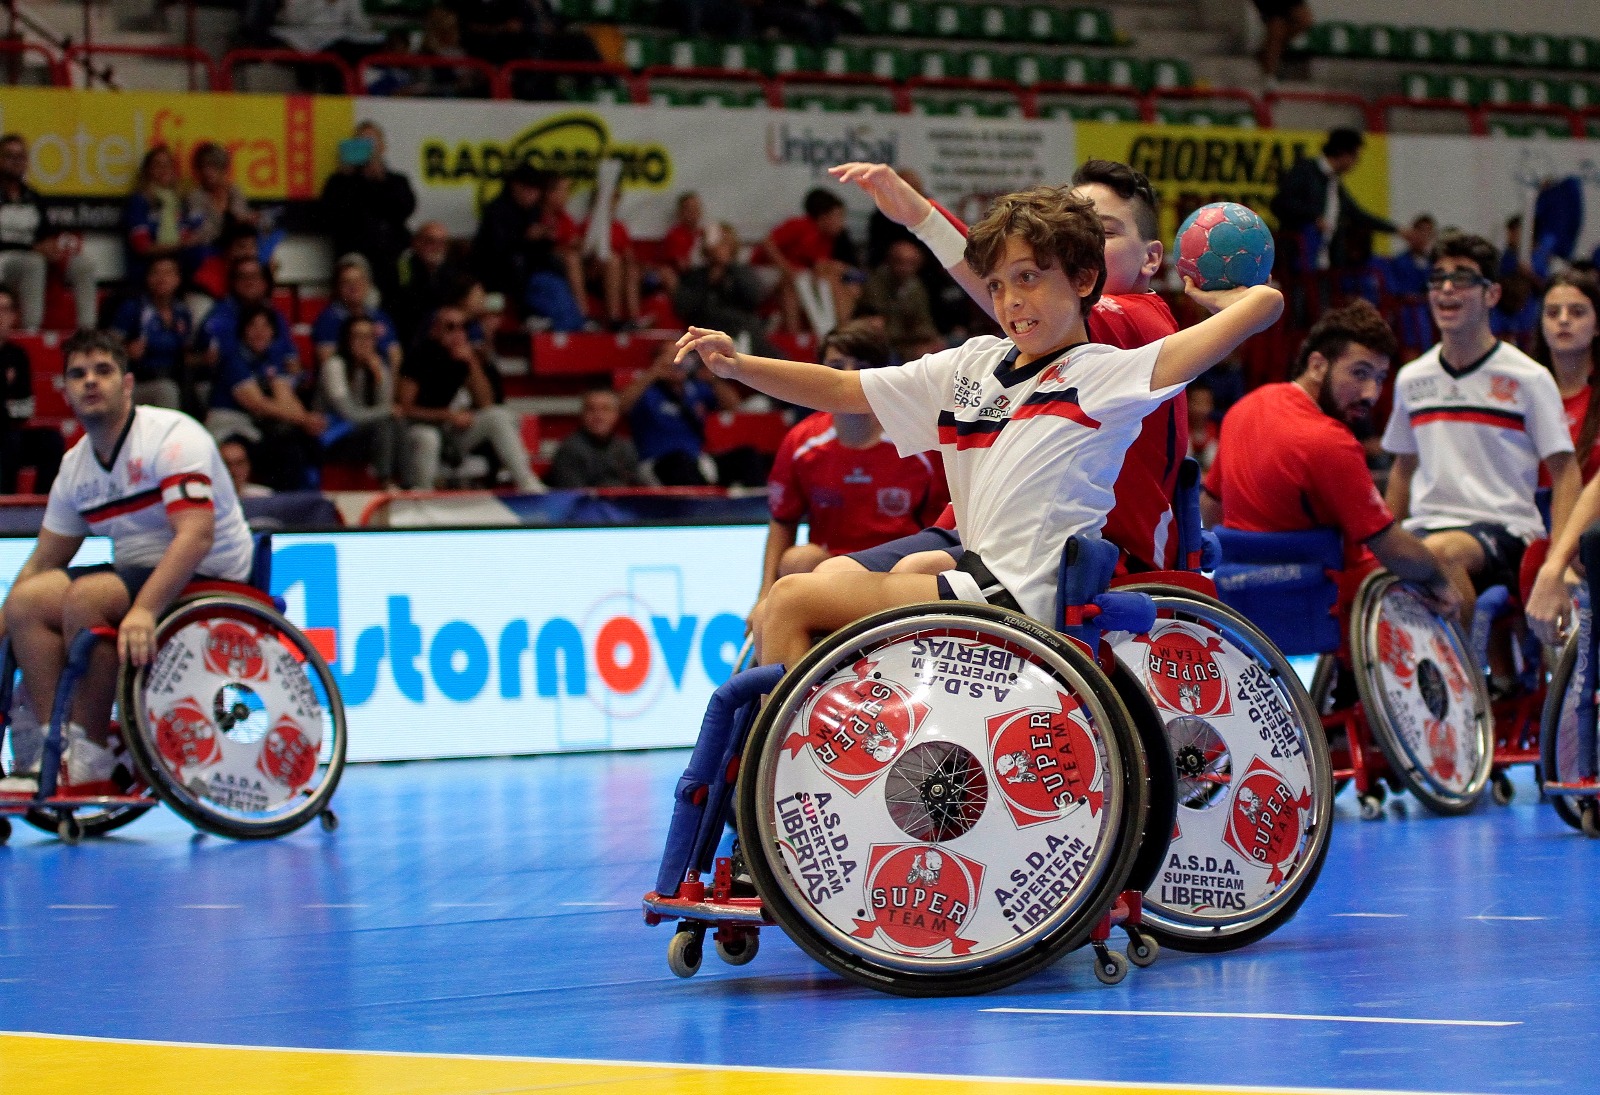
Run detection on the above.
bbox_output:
[916,453,952,526]
[767,419,811,524]
[933,503,956,529]
[1309,428,1394,545]
[770,217,827,268]
[1202,450,1223,499]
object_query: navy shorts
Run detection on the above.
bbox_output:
[66,563,157,603]
[1437,522,1528,594]
[846,526,963,574]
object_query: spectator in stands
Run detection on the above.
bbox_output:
[1251,0,1313,85]
[0,134,97,332]
[471,164,584,332]
[763,188,862,336]
[1535,271,1600,482]
[448,275,509,402]
[399,302,543,491]
[312,254,403,370]
[219,436,274,498]
[271,0,386,85]
[548,388,642,489]
[1271,129,1396,273]
[619,340,743,486]
[113,255,194,410]
[195,256,298,379]
[660,192,706,285]
[319,121,417,307]
[680,0,753,38]
[759,321,948,592]
[754,0,862,48]
[1493,216,1545,346]
[864,167,967,336]
[208,305,325,492]
[124,145,202,284]
[1387,214,1436,353]
[575,179,645,331]
[0,286,61,493]
[861,239,942,361]
[1186,380,1219,473]
[673,224,774,357]
[319,314,405,488]
[394,221,467,346]
[187,143,259,291]
[450,0,602,98]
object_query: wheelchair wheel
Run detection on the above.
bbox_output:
[1107,662,1177,895]
[1540,634,1600,833]
[25,803,153,839]
[734,602,1146,996]
[1110,584,1333,953]
[119,593,347,840]
[1350,572,1492,815]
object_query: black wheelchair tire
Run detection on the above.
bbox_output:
[1540,635,1596,833]
[1108,661,1177,896]
[24,803,154,838]
[120,594,348,841]
[734,601,1147,996]
[1112,583,1335,954]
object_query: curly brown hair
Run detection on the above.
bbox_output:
[1291,298,1398,379]
[963,186,1106,310]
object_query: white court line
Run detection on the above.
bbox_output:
[180,904,241,910]
[302,903,366,909]
[1468,915,1546,921]
[1331,912,1405,918]
[48,904,113,910]
[984,1008,1518,1028]
[431,903,501,908]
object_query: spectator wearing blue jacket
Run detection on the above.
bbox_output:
[1385,214,1435,353]
[311,253,401,371]
[194,256,298,373]
[123,145,203,284]
[113,255,193,410]
[206,304,325,491]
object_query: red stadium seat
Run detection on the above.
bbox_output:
[295,295,328,325]
[767,331,818,362]
[704,411,787,456]
[14,333,68,421]
[291,326,316,368]
[531,332,665,377]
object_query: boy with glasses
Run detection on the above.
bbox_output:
[1382,233,1579,633]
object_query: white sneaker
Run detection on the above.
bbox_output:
[64,723,120,787]
[0,772,38,793]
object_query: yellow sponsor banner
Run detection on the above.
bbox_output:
[0,88,352,209]
[1076,121,1390,245]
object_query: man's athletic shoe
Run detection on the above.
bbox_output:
[0,771,38,794]
[64,723,123,788]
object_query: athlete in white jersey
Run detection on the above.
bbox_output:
[1383,233,1580,630]
[0,330,254,791]
[676,184,1285,669]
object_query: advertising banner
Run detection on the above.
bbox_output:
[0,87,354,230]
[1387,135,1600,265]
[359,98,1079,242]
[1075,121,1391,246]
[0,525,764,762]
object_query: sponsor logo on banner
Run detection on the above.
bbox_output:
[852,843,984,955]
[984,692,1103,827]
[258,715,318,790]
[764,121,899,175]
[155,698,219,772]
[785,658,930,795]
[1223,756,1310,885]
[204,620,268,682]
[1138,624,1232,717]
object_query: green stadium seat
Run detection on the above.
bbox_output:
[649,86,692,106]
[663,40,716,69]
[1487,32,1529,67]
[1308,22,1365,58]
[567,84,632,104]
[1156,106,1258,128]
[1039,100,1139,122]
[1010,53,1062,86]
[1059,55,1106,85]
[1488,119,1570,139]
[960,50,1014,82]
[1023,6,1069,43]
[913,97,1021,118]
[1559,38,1600,71]
[715,42,768,72]
[1482,76,1530,106]
[818,44,864,76]
[1444,29,1489,64]
[1400,72,1439,101]
[1066,7,1115,45]
[849,0,887,34]
[1557,81,1600,109]
[931,3,977,38]
[687,87,764,108]
[915,49,960,80]
[1366,25,1404,60]
[1523,34,1558,68]
[785,91,843,112]
[976,5,1020,40]
[622,35,667,70]
[1400,27,1446,62]
[1439,73,1486,105]
[865,46,913,80]
[1523,78,1558,107]
[1102,56,1145,90]
[769,42,820,75]
[883,0,931,35]
[1147,57,1192,89]
[844,92,897,113]
[581,0,635,20]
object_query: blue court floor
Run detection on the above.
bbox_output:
[1,751,1596,1095]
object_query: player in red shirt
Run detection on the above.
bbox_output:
[759,321,950,598]
[820,158,1186,575]
[660,191,705,277]
[1203,299,1455,608]
[1535,271,1600,483]
[762,188,862,335]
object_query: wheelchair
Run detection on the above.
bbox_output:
[1540,578,1600,836]
[644,461,1333,995]
[1214,528,1493,820]
[0,533,347,844]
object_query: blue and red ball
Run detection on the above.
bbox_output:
[1174,202,1275,290]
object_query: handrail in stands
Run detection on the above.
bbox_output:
[904,74,1033,116]
[63,43,217,91]
[771,70,907,111]
[1144,85,1270,127]
[1027,80,1146,119]
[640,65,781,108]
[221,48,356,95]
[355,52,499,98]
[1262,89,1383,131]
[1475,100,1587,138]
[1371,93,1488,136]
[0,38,66,87]
[497,58,643,102]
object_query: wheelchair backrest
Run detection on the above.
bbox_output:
[1172,457,1221,573]
[1212,526,1344,657]
[249,531,273,595]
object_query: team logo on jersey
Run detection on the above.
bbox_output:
[851,843,985,956]
[1490,375,1520,403]
[876,486,912,518]
[785,658,930,794]
[1138,624,1231,717]
[258,716,318,789]
[127,457,146,485]
[1223,756,1310,885]
[204,620,267,682]
[155,699,220,772]
[1376,616,1417,687]
[985,692,1103,827]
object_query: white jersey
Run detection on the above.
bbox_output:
[43,405,254,581]
[862,335,1180,622]
[1381,341,1572,543]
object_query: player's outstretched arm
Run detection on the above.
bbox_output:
[1149,281,1284,391]
[828,162,994,320]
[675,327,871,414]
[1527,466,1600,644]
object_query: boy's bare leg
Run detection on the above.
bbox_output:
[758,571,940,668]
[890,549,959,576]
[5,570,72,722]
[59,573,128,744]
[1421,530,1484,631]
[814,554,866,574]
[778,542,830,577]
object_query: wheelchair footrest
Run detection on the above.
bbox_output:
[642,892,772,927]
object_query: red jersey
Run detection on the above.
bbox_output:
[767,216,834,269]
[1203,382,1394,568]
[662,222,699,268]
[769,412,951,555]
[578,218,633,257]
[1548,385,1600,484]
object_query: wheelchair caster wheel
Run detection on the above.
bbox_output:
[1092,944,1128,986]
[57,813,82,845]
[0,816,10,844]
[1490,773,1514,807]
[1580,800,1600,839]
[715,931,759,967]
[1125,928,1159,968]
[320,809,339,833]
[667,928,704,979]
[1358,793,1384,821]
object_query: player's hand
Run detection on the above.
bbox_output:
[675,327,739,377]
[1526,564,1577,646]
[301,411,329,436]
[1182,277,1260,316]
[828,162,933,227]
[1417,575,1462,621]
[119,606,157,667]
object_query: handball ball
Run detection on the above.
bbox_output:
[1175,202,1275,290]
